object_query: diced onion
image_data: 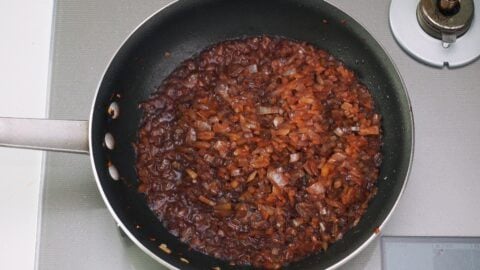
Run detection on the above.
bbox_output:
[333,127,344,137]
[273,116,284,127]
[215,83,230,99]
[328,152,347,163]
[283,68,296,76]
[185,128,197,143]
[256,106,282,115]
[351,126,360,132]
[306,182,325,195]
[185,168,198,179]
[267,167,289,187]
[247,64,258,73]
[247,171,258,182]
[198,195,216,206]
[289,153,300,163]
[195,120,212,131]
[359,126,380,136]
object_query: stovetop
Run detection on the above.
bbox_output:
[36,0,480,269]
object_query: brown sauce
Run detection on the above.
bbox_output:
[135,36,382,269]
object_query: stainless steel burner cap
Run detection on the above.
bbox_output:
[390,0,480,67]
[417,0,474,45]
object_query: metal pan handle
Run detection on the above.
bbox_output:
[0,117,89,154]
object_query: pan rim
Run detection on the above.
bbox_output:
[87,0,415,269]
[320,18,416,270]
[318,2,416,269]
[88,1,182,269]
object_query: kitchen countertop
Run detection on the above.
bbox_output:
[0,0,53,269]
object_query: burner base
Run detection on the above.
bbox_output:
[390,0,480,68]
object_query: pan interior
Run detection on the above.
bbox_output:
[91,0,413,269]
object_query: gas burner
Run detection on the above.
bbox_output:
[390,0,480,67]
[417,0,474,46]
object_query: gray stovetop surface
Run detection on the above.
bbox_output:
[36,0,480,269]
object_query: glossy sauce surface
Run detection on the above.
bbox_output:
[135,36,382,269]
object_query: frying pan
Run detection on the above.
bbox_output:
[0,0,413,269]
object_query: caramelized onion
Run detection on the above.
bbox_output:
[256,106,283,115]
[136,36,382,269]
[289,153,301,163]
[247,64,258,73]
[306,182,325,195]
[267,167,289,188]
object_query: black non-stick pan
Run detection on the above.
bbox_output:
[0,0,413,269]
